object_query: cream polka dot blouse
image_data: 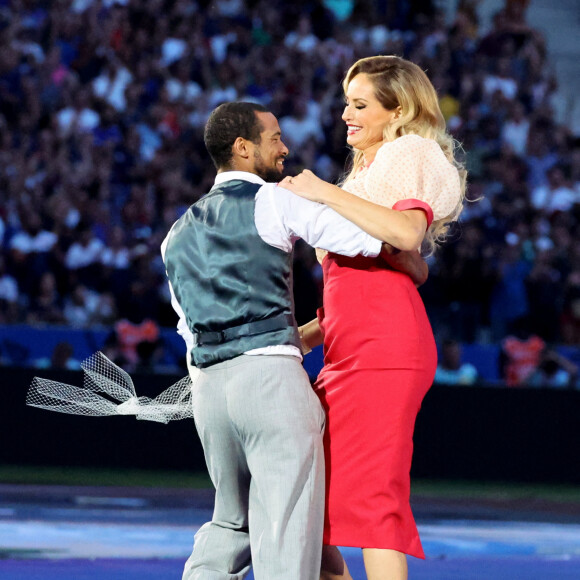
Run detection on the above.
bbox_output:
[343,134,462,228]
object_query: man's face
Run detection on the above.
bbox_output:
[251,112,289,182]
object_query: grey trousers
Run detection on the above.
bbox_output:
[183,354,326,580]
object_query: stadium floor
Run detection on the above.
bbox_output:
[1,484,580,579]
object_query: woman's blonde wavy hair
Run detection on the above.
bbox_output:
[342,55,467,254]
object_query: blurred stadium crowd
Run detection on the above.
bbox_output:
[0,0,579,379]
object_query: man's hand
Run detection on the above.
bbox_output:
[380,243,428,287]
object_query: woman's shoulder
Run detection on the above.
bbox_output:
[378,135,454,174]
[378,133,439,155]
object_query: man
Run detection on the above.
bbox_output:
[161,102,426,579]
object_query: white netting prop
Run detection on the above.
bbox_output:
[26,351,194,424]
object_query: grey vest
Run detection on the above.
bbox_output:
[164,179,301,368]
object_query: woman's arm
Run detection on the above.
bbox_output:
[280,171,427,252]
[298,318,323,354]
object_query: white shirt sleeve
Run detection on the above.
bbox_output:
[169,278,194,354]
[254,183,382,256]
[161,231,193,355]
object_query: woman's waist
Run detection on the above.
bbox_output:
[315,342,438,380]
[322,252,423,283]
[324,252,385,272]
[322,268,421,308]
[318,288,433,350]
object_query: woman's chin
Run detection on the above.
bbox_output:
[346,135,360,148]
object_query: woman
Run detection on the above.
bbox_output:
[282,56,466,580]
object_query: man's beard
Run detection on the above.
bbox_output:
[254,150,284,182]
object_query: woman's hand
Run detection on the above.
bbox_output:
[280,170,330,203]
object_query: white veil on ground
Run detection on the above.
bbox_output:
[26,351,194,424]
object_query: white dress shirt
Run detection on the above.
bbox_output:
[162,171,383,360]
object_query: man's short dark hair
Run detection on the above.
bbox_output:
[204,102,269,170]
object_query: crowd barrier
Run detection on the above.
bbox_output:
[3,366,579,484]
[5,324,580,384]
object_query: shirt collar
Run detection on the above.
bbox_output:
[214,171,266,186]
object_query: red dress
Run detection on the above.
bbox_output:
[314,136,462,558]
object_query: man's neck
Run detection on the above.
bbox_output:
[217,167,256,176]
[217,165,263,178]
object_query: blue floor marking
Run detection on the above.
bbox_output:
[2,488,580,579]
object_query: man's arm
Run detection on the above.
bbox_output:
[380,244,428,287]
[258,184,382,257]
[298,317,324,354]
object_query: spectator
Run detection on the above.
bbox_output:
[279,96,325,150]
[135,105,164,162]
[160,18,190,67]
[501,101,529,157]
[26,272,65,325]
[55,86,100,137]
[483,57,518,101]
[525,247,563,341]
[101,224,131,291]
[114,317,160,368]
[62,284,102,328]
[444,221,494,343]
[525,120,559,189]
[434,339,479,385]
[526,348,579,389]
[489,236,533,341]
[34,341,81,371]
[134,339,164,374]
[64,223,105,289]
[0,255,19,323]
[100,330,129,369]
[530,164,578,215]
[284,14,320,53]
[163,59,202,105]
[561,269,580,345]
[9,212,57,296]
[92,56,133,112]
[92,105,123,147]
[500,317,545,386]
[206,62,238,110]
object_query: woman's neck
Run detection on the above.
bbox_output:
[361,141,384,166]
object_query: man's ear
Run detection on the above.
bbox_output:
[232,137,250,160]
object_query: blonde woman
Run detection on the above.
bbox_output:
[282,56,466,580]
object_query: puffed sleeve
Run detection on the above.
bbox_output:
[366,134,462,227]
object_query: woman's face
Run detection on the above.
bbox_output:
[342,73,399,158]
